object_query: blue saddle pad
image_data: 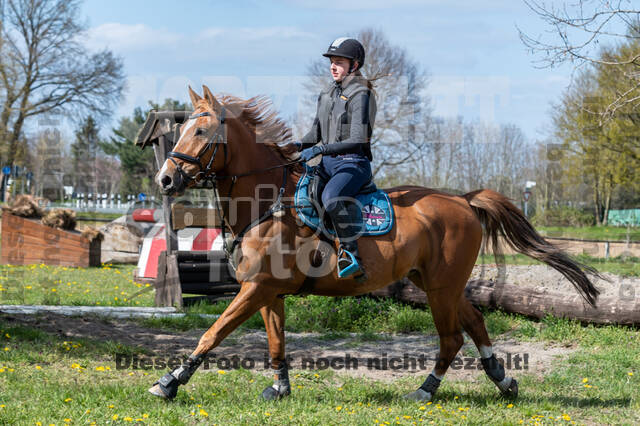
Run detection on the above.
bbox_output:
[294,166,394,236]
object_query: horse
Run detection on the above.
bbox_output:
[148,85,601,402]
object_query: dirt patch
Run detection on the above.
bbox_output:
[470,264,639,298]
[2,312,574,382]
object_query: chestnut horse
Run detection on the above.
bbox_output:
[149,85,600,402]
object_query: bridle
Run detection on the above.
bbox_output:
[165,106,302,264]
[167,107,300,185]
[167,108,228,185]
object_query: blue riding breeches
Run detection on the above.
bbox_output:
[319,154,372,212]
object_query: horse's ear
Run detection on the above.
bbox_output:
[188,86,202,108]
[202,85,222,112]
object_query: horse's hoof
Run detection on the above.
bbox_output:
[148,384,171,399]
[148,373,179,400]
[260,385,290,401]
[403,388,433,402]
[501,378,518,399]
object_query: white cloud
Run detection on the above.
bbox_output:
[86,23,183,52]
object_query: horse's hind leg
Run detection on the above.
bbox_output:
[259,297,291,400]
[458,295,518,398]
[404,286,465,402]
[149,282,278,400]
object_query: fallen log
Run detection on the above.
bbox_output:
[369,267,640,326]
[464,279,640,326]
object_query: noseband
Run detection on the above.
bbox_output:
[167,108,227,184]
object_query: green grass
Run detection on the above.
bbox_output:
[537,225,640,242]
[0,311,638,424]
[0,263,154,307]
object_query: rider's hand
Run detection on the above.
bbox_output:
[299,145,325,162]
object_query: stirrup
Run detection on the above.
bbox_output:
[337,248,363,278]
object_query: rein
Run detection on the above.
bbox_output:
[167,107,301,264]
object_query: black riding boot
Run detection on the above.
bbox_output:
[326,200,366,280]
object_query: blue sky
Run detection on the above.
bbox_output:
[81,0,578,142]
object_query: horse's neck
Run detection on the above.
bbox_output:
[217,120,289,236]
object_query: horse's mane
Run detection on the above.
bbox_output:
[217,95,301,168]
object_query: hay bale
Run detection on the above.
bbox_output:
[2,194,45,218]
[41,208,77,230]
[81,227,104,242]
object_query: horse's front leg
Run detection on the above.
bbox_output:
[149,281,278,400]
[259,296,290,400]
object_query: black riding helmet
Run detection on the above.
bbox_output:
[323,37,365,73]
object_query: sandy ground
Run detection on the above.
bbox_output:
[2,312,574,382]
[470,263,639,299]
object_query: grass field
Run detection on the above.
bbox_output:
[0,246,638,423]
[537,225,640,242]
[0,264,154,307]
[0,305,638,424]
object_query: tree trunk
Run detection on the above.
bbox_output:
[602,174,613,226]
[593,175,602,225]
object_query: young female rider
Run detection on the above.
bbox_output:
[296,37,377,280]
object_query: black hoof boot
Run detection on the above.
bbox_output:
[501,378,518,399]
[149,373,180,400]
[149,354,205,400]
[260,361,291,401]
[261,385,291,401]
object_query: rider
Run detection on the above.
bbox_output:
[296,37,377,280]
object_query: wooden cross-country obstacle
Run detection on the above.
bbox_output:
[135,110,239,307]
[1,212,101,267]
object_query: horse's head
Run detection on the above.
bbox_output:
[156,85,228,195]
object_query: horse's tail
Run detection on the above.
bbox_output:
[463,188,601,307]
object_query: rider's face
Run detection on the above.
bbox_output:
[330,56,355,82]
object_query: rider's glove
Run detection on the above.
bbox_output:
[299,145,325,162]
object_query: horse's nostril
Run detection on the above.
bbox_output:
[161,175,173,188]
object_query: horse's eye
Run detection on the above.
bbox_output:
[195,128,206,137]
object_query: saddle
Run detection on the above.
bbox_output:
[294,166,394,237]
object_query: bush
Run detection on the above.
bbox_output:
[531,206,594,227]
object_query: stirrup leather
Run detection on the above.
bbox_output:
[337,247,362,278]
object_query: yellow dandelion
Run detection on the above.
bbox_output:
[124,417,133,422]
[112,414,119,420]
[199,409,208,417]
[264,412,271,416]
[419,406,426,410]
[628,372,634,376]
[582,378,588,383]
[64,398,72,402]
[95,366,105,371]
[336,406,342,411]
[507,403,514,408]
[108,404,114,408]
[217,370,226,374]
[4,347,9,351]
[142,414,149,419]
[35,365,42,370]
[64,419,70,423]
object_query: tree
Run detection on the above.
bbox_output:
[101,99,190,196]
[0,0,125,166]
[298,28,431,179]
[552,69,636,225]
[71,116,100,194]
[520,0,640,121]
